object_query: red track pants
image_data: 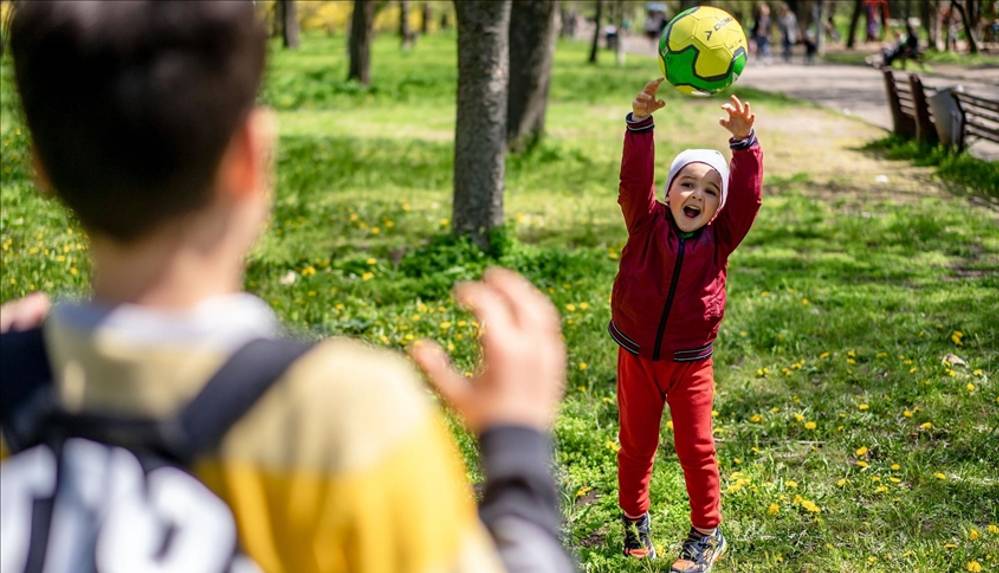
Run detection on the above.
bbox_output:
[616,348,721,528]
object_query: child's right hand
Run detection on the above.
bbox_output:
[632,78,666,121]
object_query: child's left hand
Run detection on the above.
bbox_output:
[720,94,755,139]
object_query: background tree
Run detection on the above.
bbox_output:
[279,0,299,49]
[453,0,511,249]
[951,0,979,53]
[588,0,603,63]
[348,0,377,84]
[400,0,415,50]
[420,2,432,35]
[507,0,558,152]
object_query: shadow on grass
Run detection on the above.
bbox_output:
[858,136,999,208]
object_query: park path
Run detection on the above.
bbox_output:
[621,34,999,161]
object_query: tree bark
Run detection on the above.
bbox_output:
[507,0,558,152]
[279,0,300,49]
[400,0,415,49]
[421,2,432,35]
[951,0,978,52]
[847,0,863,48]
[453,0,511,249]
[588,0,603,64]
[348,0,377,84]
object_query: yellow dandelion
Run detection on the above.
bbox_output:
[800,499,821,513]
[891,463,901,470]
[712,410,720,418]
[966,561,982,573]
[301,265,316,277]
[606,440,621,453]
[793,413,805,422]
[576,486,592,498]
[933,472,947,480]
[801,297,810,305]
[875,485,888,494]
[889,477,901,484]
[370,227,381,235]
[366,258,377,265]
[855,446,869,457]
[909,367,918,374]
[947,369,957,377]
[349,212,359,222]
[966,383,975,393]
[987,523,999,534]
[666,420,674,431]
[856,460,869,468]
[903,409,913,418]
[920,422,933,430]
[804,421,817,430]
[786,480,798,489]
[439,321,452,331]
[951,331,963,346]
[858,403,870,412]
[819,351,830,359]
[578,362,589,371]
[972,368,984,377]
[361,272,374,281]
[378,335,389,344]
[767,503,780,516]
[969,528,980,541]
[412,314,421,321]
[836,478,848,487]
[565,303,576,312]
[750,414,763,423]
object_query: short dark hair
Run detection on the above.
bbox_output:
[11,1,266,241]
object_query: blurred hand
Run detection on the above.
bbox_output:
[0,292,51,333]
[720,94,755,139]
[632,78,666,121]
[409,268,566,434]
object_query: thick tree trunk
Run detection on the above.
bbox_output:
[400,0,415,50]
[814,0,825,55]
[421,2,431,35]
[588,0,603,63]
[279,0,299,49]
[507,0,558,152]
[951,0,978,52]
[847,0,863,48]
[348,0,377,84]
[453,0,511,249]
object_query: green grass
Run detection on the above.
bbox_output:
[2,32,998,573]
[862,135,999,202]
[823,48,999,71]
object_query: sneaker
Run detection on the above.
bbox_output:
[670,527,727,572]
[622,512,656,559]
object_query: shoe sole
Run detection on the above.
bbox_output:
[669,536,727,573]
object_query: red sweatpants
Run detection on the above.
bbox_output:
[616,348,720,528]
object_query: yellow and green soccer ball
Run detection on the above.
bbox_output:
[659,6,748,96]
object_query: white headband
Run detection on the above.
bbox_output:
[664,149,730,211]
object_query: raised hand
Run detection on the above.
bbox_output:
[409,268,566,434]
[720,94,755,139]
[632,78,667,121]
[0,292,51,333]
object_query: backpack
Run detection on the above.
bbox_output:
[0,327,313,573]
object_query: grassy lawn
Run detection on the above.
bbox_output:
[2,32,997,573]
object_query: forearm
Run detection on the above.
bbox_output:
[619,114,657,232]
[716,132,763,253]
[478,425,576,573]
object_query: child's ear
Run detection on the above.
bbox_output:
[217,107,276,202]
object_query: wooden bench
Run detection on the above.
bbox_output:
[951,91,999,152]
[882,69,937,144]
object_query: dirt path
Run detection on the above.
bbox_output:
[619,34,999,161]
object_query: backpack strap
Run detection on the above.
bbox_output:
[0,326,54,450]
[21,337,314,463]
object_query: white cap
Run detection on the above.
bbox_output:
[664,149,730,212]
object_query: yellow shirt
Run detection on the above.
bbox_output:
[27,296,504,573]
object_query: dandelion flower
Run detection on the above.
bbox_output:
[666,420,674,431]
[987,524,999,535]
[361,272,374,281]
[366,258,377,266]
[804,421,817,430]
[579,302,590,310]
[819,351,830,359]
[578,362,589,371]
[966,561,982,573]
[800,499,821,513]
[969,528,980,541]
[786,480,798,489]
[564,303,576,312]
[855,447,869,457]
[858,403,870,412]
[903,409,913,418]
[890,463,900,471]
[767,503,780,516]
[920,422,933,430]
[794,413,805,422]
[856,460,869,468]
[966,383,975,393]
[933,472,947,480]
[750,414,763,423]
[836,478,847,487]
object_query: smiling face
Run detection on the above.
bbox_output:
[667,162,723,232]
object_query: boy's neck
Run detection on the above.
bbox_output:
[89,231,244,310]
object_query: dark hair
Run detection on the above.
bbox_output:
[11,1,266,241]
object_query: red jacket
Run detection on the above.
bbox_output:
[609,114,763,362]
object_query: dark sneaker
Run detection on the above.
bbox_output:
[670,527,727,572]
[622,512,656,559]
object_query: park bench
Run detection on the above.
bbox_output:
[882,69,937,144]
[950,91,999,152]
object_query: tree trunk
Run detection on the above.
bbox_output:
[421,2,431,35]
[508,0,558,152]
[400,0,414,50]
[814,0,825,55]
[847,0,863,48]
[348,0,377,84]
[588,0,603,64]
[279,0,300,49]
[453,0,511,249]
[951,0,978,52]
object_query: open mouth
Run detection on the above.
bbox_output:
[682,205,701,219]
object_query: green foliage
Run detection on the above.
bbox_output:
[2,32,998,573]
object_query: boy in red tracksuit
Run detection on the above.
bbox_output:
[609,78,763,573]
